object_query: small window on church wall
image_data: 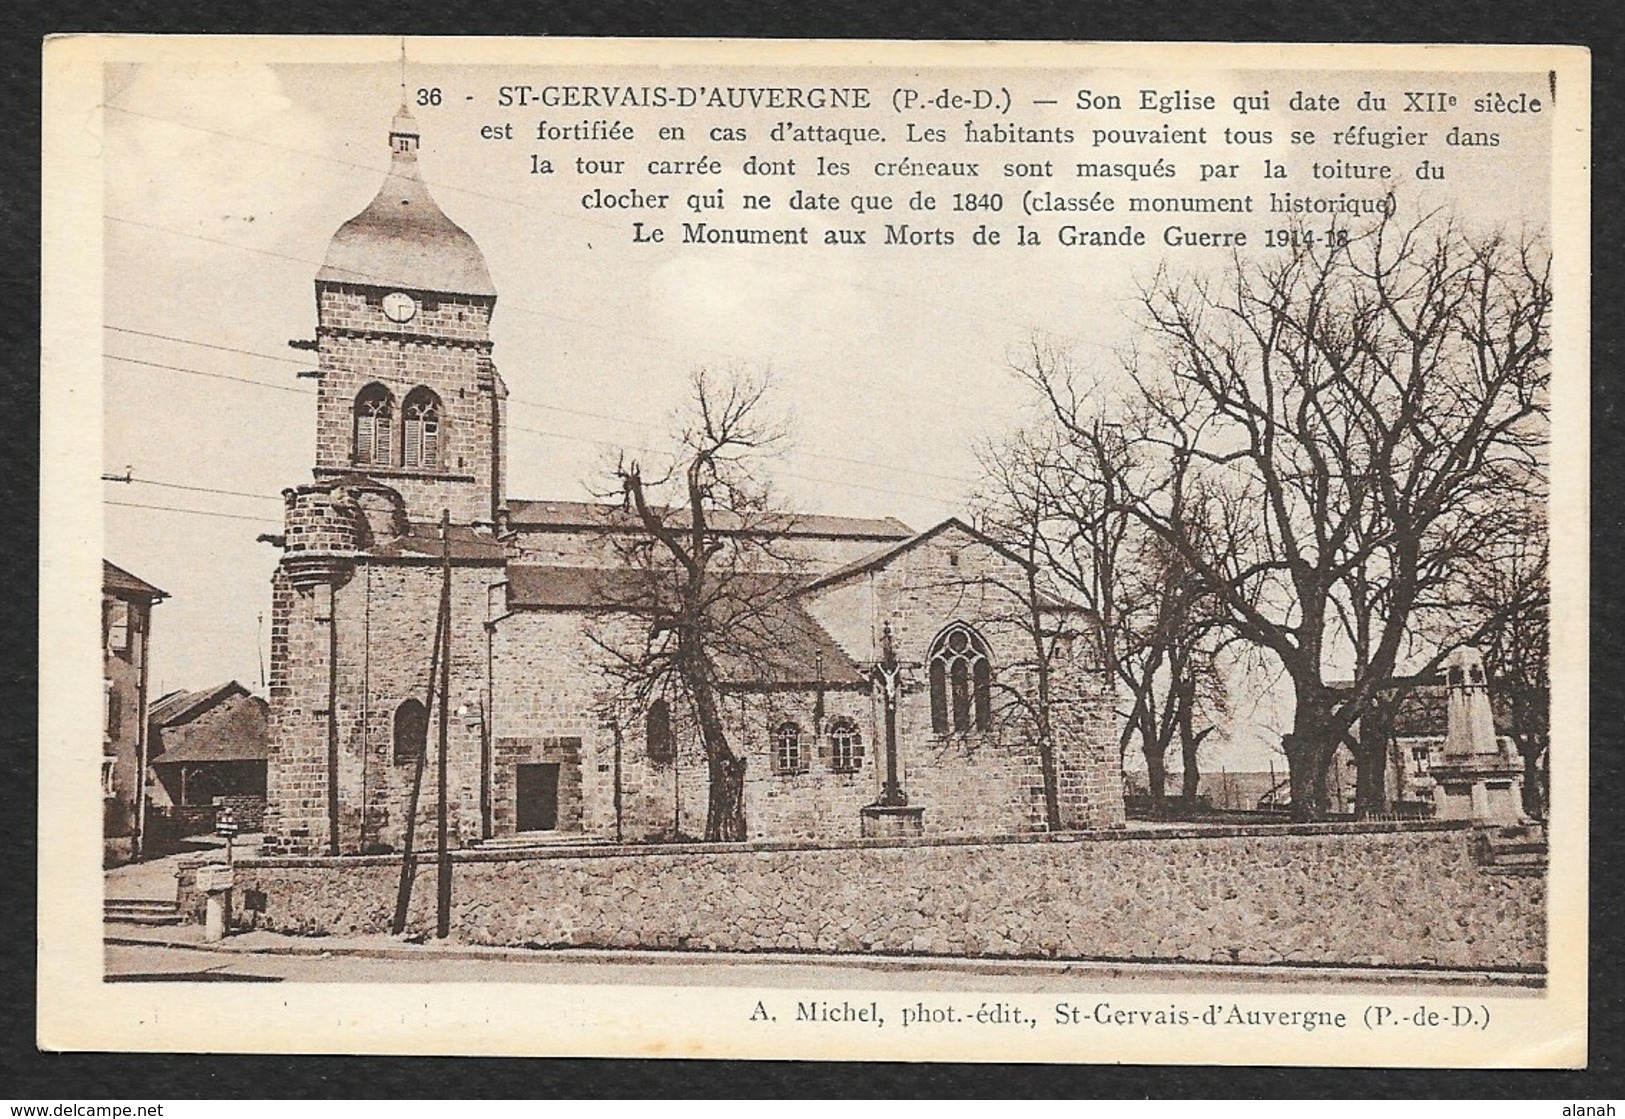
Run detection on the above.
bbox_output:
[772,721,807,775]
[403,388,442,470]
[354,384,394,467]
[928,622,993,733]
[828,718,863,773]
[393,698,427,765]
[646,698,673,764]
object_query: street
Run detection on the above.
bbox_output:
[103,936,1543,995]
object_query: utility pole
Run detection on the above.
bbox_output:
[436,509,453,939]
[392,538,447,936]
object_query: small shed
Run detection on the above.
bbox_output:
[148,682,269,839]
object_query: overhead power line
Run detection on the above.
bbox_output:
[104,499,282,526]
[106,353,314,395]
[104,345,978,490]
[107,475,285,503]
[105,325,309,366]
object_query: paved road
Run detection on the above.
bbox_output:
[103,938,1542,995]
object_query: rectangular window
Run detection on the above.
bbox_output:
[106,599,130,653]
[106,688,122,738]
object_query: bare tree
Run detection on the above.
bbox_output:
[979,345,1235,818]
[1111,212,1550,820]
[972,425,1091,830]
[1469,522,1550,818]
[600,367,795,841]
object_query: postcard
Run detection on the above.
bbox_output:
[41,36,1588,1065]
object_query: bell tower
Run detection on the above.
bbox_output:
[309,106,507,525]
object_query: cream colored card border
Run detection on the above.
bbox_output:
[40,35,1590,1066]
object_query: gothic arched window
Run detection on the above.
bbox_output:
[928,622,993,734]
[646,698,673,765]
[354,383,394,467]
[828,717,863,773]
[393,698,427,765]
[402,387,443,470]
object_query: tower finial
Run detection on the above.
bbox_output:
[399,38,407,104]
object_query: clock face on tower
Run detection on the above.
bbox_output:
[382,291,418,323]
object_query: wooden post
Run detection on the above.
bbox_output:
[436,510,453,939]
[392,553,447,936]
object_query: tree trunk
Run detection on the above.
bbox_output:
[1352,702,1391,819]
[687,658,748,841]
[1177,682,1202,810]
[1518,739,1547,821]
[1283,691,1339,822]
[705,751,747,841]
[1036,729,1062,831]
[1143,741,1168,818]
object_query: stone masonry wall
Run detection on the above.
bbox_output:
[314,285,498,526]
[266,557,505,854]
[802,523,1123,832]
[486,600,1110,843]
[222,823,1544,970]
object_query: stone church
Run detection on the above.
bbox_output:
[262,108,1125,855]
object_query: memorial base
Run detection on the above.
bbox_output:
[860,803,924,838]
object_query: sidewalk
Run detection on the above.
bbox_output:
[103,919,1546,990]
[104,834,261,901]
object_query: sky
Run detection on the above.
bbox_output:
[93,43,1558,770]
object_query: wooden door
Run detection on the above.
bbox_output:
[516,763,560,832]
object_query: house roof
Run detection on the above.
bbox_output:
[151,720,269,764]
[150,681,247,728]
[505,499,913,541]
[800,517,1087,612]
[503,564,867,686]
[103,560,167,602]
[149,682,269,764]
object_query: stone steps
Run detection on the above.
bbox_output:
[1474,824,1547,875]
[105,898,183,926]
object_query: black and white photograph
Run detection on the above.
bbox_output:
[41,36,1588,1064]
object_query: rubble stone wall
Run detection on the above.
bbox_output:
[216,821,1543,970]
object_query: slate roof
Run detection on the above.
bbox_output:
[103,560,167,602]
[505,499,913,541]
[503,564,866,686]
[371,521,507,562]
[316,108,496,298]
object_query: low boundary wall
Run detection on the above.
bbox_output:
[197,821,1544,970]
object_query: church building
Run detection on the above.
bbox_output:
[261,108,1125,856]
